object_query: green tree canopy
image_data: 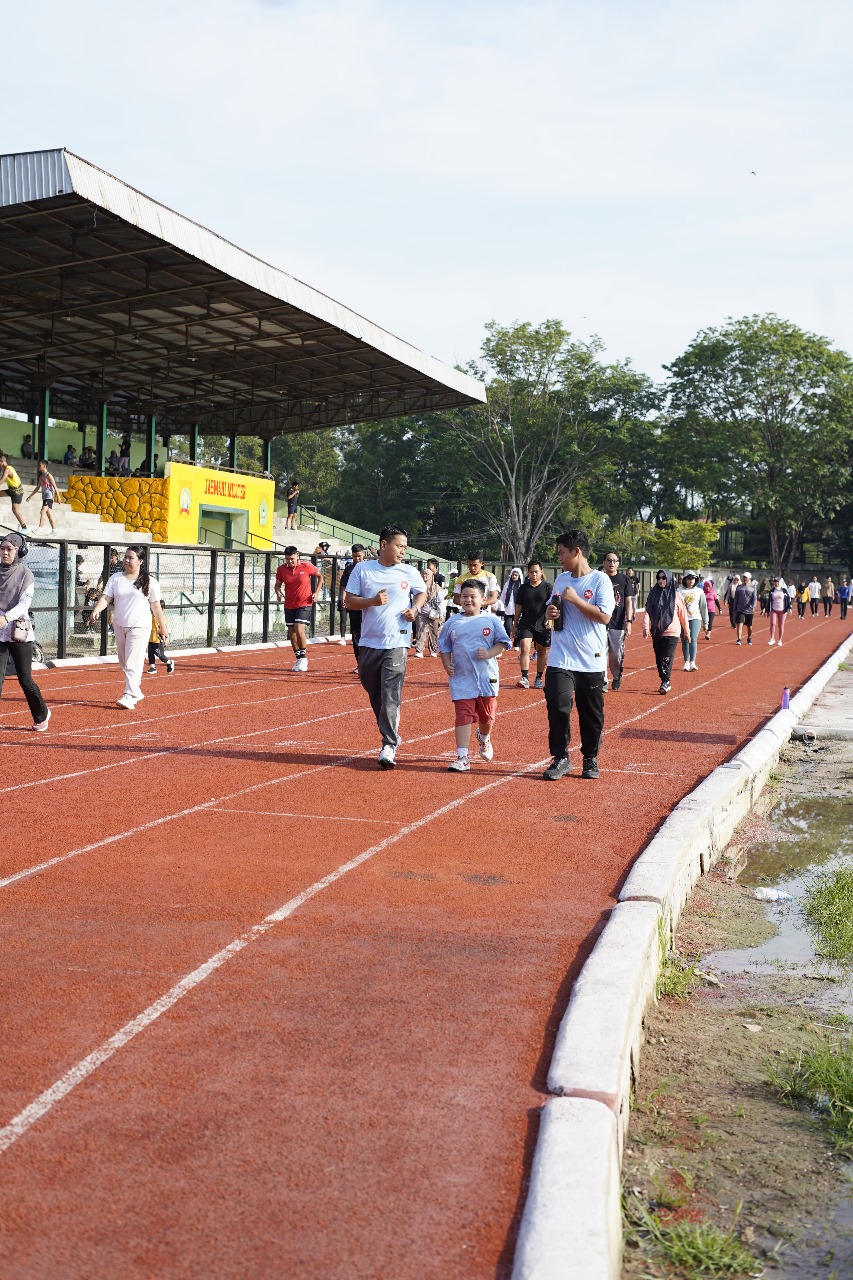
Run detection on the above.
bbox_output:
[666,315,853,573]
[652,519,723,571]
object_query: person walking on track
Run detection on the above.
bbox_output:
[439,580,512,772]
[808,574,821,617]
[452,553,500,612]
[0,532,50,730]
[600,550,635,691]
[275,547,322,672]
[338,544,365,668]
[343,525,426,769]
[413,562,446,658]
[28,460,63,533]
[541,527,614,782]
[838,576,850,621]
[678,571,708,671]
[643,569,688,695]
[734,572,758,645]
[768,576,791,646]
[87,545,168,710]
[702,576,720,639]
[515,560,552,689]
[724,573,740,630]
[822,575,835,617]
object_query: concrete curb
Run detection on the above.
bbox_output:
[511,630,853,1280]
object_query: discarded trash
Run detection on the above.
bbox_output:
[695,969,723,988]
[753,887,793,903]
[791,724,817,745]
[780,686,790,709]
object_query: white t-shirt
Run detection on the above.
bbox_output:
[345,561,427,648]
[104,571,162,629]
[808,579,821,600]
[548,570,615,674]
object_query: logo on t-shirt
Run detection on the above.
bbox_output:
[584,589,594,600]
[482,626,491,637]
[400,581,409,591]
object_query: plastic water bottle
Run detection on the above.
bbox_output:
[781,686,790,709]
[753,887,793,903]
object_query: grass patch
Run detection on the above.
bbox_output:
[657,916,699,1001]
[802,865,853,963]
[624,1195,759,1276]
[768,1034,853,1153]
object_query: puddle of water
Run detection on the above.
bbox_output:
[707,795,853,1015]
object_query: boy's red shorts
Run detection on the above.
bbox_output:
[454,696,497,727]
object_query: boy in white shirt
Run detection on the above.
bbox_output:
[439,581,512,772]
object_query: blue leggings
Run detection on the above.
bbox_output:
[680,618,702,664]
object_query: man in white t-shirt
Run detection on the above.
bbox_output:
[343,525,426,769]
[808,575,821,617]
[542,527,615,781]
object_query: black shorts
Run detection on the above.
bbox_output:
[736,612,754,626]
[42,497,54,509]
[7,485,23,506]
[516,623,550,647]
[285,606,312,627]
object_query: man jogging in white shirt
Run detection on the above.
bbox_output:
[343,525,426,769]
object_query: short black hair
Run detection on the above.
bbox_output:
[527,559,542,570]
[557,527,590,556]
[460,579,485,595]
[379,525,408,543]
[427,558,439,569]
[351,543,365,554]
[466,551,484,562]
[284,545,298,556]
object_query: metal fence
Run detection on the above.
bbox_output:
[14,539,667,663]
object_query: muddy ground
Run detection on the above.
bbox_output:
[621,739,853,1279]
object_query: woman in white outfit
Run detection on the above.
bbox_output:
[88,546,168,709]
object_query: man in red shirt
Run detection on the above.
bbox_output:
[274,547,322,672]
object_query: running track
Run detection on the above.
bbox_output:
[0,616,847,1279]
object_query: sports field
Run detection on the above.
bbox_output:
[0,616,846,1279]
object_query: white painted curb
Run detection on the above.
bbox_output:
[512,629,853,1280]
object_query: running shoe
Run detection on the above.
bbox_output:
[414,651,424,659]
[292,657,309,672]
[147,663,157,674]
[533,675,544,690]
[581,756,599,780]
[736,639,742,645]
[658,681,671,695]
[517,674,529,689]
[476,730,494,761]
[747,638,753,646]
[378,745,396,769]
[611,678,621,691]
[542,756,571,781]
[33,708,51,733]
[778,641,783,646]
[116,695,136,710]
[768,638,775,645]
[166,659,175,673]
[448,756,470,772]
[682,662,690,671]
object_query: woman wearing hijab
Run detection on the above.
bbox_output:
[87,545,169,710]
[0,532,50,730]
[642,569,689,694]
[725,574,741,629]
[496,567,524,643]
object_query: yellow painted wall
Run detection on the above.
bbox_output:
[166,462,274,546]
[67,475,170,541]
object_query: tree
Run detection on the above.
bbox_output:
[652,519,723,570]
[270,430,342,510]
[439,320,659,563]
[666,315,853,574]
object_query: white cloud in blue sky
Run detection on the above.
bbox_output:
[4,0,853,378]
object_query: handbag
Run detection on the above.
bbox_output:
[11,617,29,642]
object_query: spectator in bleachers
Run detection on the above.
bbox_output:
[21,434,34,460]
[63,444,77,466]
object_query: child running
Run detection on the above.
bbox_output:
[147,614,175,674]
[438,580,512,772]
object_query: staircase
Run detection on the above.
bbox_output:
[4,457,151,543]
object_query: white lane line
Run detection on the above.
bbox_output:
[212,808,399,825]
[0,754,550,1158]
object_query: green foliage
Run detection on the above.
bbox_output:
[624,1194,758,1276]
[768,1034,853,1152]
[656,916,699,1001]
[666,314,853,572]
[802,865,853,964]
[269,430,342,510]
[652,518,723,571]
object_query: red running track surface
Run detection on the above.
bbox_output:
[0,616,847,1279]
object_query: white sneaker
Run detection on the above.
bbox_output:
[33,708,51,732]
[682,662,690,671]
[768,638,775,645]
[476,731,494,761]
[414,651,424,659]
[116,695,136,710]
[448,756,470,772]
[777,640,783,647]
[292,657,308,672]
[378,744,396,769]
[691,661,698,670]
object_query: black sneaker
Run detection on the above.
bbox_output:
[166,659,175,674]
[581,756,599,780]
[147,664,157,674]
[611,678,621,691]
[543,756,571,781]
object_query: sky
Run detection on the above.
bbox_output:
[4,0,853,381]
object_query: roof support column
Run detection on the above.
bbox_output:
[95,401,108,477]
[37,388,50,463]
[189,424,199,464]
[262,438,272,474]
[77,419,87,444]
[227,433,237,472]
[145,414,156,476]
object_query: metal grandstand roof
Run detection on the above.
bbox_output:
[0,148,485,437]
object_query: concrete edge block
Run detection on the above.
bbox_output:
[215,642,279,652]
[511,1098,621,1280]
[162,647,219,658]
[548,902,660,1138]
[45,655,119,668]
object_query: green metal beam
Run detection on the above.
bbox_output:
[95,401,108,476]
[37,388,50,462]
[189,423,199,464]
[145,413,156,476]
